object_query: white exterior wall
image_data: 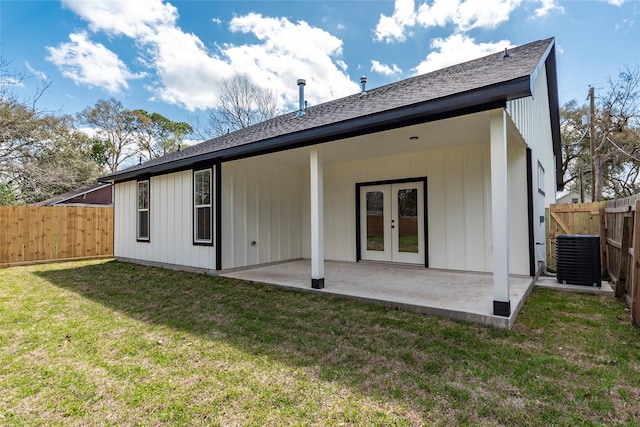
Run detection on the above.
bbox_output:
[507,142,530,274]
[113,170,216,270]
[221,158,304,269]
[301,142,530,275]
[507,65,557,267]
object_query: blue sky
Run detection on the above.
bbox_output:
[1,0,639,128]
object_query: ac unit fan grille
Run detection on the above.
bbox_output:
[556,235,601,287]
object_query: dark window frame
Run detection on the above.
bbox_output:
[193,168,213,246]
[137,179,150,242]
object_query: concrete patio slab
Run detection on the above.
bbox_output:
[221,260,535,329]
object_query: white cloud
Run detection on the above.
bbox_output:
[608,0,626,5]
[376,0,565,42]
[415,0,461,28]
[375,0,416,43]
[448,0,520,31]
[412,34,513,75]
[25,62,48,81]
[371,60,402,76]
[225,13,358,107]
[45,32,145,93]
[532,0,564,18]
[0,77,24,87]
[61,0,177,38]
[142,25,233,110]
[212,17,222,25]
[52,1,357,111]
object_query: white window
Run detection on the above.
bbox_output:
[194,169,212,244]
[537,162,545,195]
[137,180,150,241]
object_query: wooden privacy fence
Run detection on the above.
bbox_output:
[545,202,606,272]
[546,199,640,325]
[603,195,640,325]
[0,206,113,267]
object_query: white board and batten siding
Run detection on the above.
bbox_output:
[221,158,304,270]
[507,65,557,266]
[301,142,531,276]
[113,170,216,271]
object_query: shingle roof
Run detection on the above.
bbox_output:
[100,37,559,184]
[33,183,112,206]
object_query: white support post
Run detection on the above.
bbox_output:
[310,146,325,289]
[490,109,511,316]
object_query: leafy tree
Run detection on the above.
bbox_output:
[132,110,193,161]
[0,182,17,205]
[198,74,279,138]
[79,99,195,171]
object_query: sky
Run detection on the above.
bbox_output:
[1,0,639,130]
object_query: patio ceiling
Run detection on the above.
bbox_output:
[257,110,514,168]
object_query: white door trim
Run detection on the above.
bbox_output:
[357,178,427,266]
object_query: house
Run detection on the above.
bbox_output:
[99,38,561,318]
[556,191,591,204]
[34,183,113,206]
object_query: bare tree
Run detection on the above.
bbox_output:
[592,65,640,200]
[0,99,102,204]
[560,100,590,194]
[14,120,103,203]
[199,74,279,138]
[77,98,139,173]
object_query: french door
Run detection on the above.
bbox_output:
[359,181,425,264]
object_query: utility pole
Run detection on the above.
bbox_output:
[589,86,596,201]
[579,166,584,203]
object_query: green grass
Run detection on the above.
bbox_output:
[366,235,418,252]
[1,259,639,426]
[399,235,418,253]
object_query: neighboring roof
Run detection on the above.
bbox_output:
[34,183,112,206]
[556,192,592,204]
[100,37,561,187]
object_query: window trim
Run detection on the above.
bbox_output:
[137,179,150,242]
[193,168,213,246]
[537,161,546,196]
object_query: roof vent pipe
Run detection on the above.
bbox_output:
[503,48,510,58]
[297,79,306,117]
[360,76,368,97]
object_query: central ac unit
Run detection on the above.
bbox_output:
[556,234,601,287]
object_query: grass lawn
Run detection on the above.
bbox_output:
[1,259,639,426]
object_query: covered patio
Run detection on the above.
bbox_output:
[221,260,536,329]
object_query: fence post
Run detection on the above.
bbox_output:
[600,207,608,277]
[632,201,640,326]
[617,215,631,298]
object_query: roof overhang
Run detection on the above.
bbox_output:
[100,77,533,184]
[543,43,564,191]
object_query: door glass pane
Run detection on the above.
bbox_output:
[366,191,384,251]
[397,188,418,253]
